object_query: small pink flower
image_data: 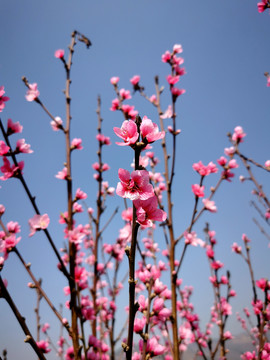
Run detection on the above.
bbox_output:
[242,234,251,243]
[202,199,217,212]
[55,167,68,180]
[167,75,180,85]
[0,157,24,180]
[16,139,33,154]
[211,260,224,270]
[116,169,154,200]
[0,141,9,156]
[0,204,5,216]
[37,340,51,354]
[7,119,23,135]
[130,75,140,86]
[134,196,167,227]
[113,120,139,146]
[231,242,242,254]
[54,49,65,59]
[121,207,133,222]
[110,76,119,85]
[41,323,50,333]
[140,116,165,144]
[0,86,10,112]
[222,169,235,182]
[71,138,83,150]
[149,94,157,104]
[173,44,183,54]
[134,317,146,333]
[223,331,233,340]
[29,214,50,237]
[110,98,120,111]
[96,133,111,145]
[265,160,270,169]
[171,87,186,98]
[224,146,235,157]
[121,104,138,120]
[75,188,87,200]
[184,231,205,247]
[191,184,205,197]
[160,105,173,119]
[25,83,40,102]
[232,126,246,143]
[119,88,131,100]
[7,221,21,234]
[258,0,268,13]
[217,156,227,167]
[51,116,63,131]
[161,51,171,63]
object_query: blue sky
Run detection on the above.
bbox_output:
[0,1,270,358]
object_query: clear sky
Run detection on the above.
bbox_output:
[0,1,270,358]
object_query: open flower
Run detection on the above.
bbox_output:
[25,83,40,102]
[29,214,50,237]
[140,116,165,144]
[116,169,154,200]
[114,120,139,146]
[0,157,24,180]
[0,86,9,112]
[134,196,167,227]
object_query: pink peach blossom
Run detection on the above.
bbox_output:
[217,156,227,167]
[173,44,183,54]
[16,139,33,153]
[37,340,51,354]
[191,184,205,197]
[7,119,23,135]
[130,75,140,86]
[51,116,63,131]
[0,204,5,216]
[149,94,157,104]
[119,88,131,100]
[184,231,205,247]
[110,98,120,111]
[41,323,50,333]
[161,50,171,63]
[75,188,87,200]
[55,167,68,180]
[171,87,186,98]
[121,207,133,222]
[0,157,24,180]
[265,160,270,169]
[29,214,50,237]
[71,138,83,150]
[0,141,9,156]
[232,126,246,143]
[258,0,268,13]
[116,168,154,200]
[134,317,146,333]
[202,198,217,212]
[0,86,9,112]
[224,146,235,157]
[192,161,218,176]
[134,196,167,227]
[113,120,139,146]
[167,75,180,85]
[110,76,119,85]
[96,133,111,145]
[54,49,64,58]
[25,83,40,102]
[231,242,242,254]
[140,116,165,144]
[160,105,173,119]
